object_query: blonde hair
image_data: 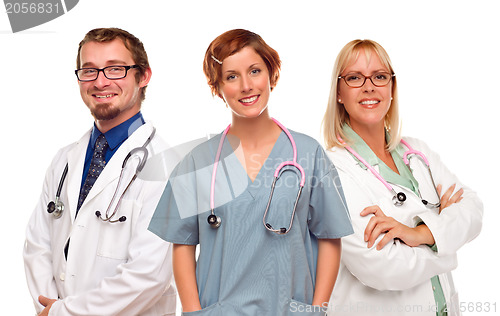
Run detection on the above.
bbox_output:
[322,39,401,151]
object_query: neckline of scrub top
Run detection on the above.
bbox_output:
[342,124,419,195]
[220,130,287,199]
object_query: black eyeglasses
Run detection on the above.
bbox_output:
[338,72,395,87]
[75,65,139,82]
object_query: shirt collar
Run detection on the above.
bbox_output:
[89,112,145,150]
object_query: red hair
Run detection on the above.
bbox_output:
[203,29,281,99]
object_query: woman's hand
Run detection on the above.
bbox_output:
[37,295,56,316]
[361,206,435,250]
[436,184,463,214]
[362,183,464,250]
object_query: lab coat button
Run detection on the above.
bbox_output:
[60,272,65,281]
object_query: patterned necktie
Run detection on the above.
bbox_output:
[77,134,108,212]
[66,134,108,259]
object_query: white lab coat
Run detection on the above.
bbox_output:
[24,122,177,316]
[327,137,483,316]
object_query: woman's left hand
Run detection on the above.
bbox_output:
[436,183,463,214]
[361,205,435,250]
[38,295,56,316]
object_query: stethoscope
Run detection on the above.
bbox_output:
[340,137,440,208]
[207,118,306,234]
[47,128,156,223]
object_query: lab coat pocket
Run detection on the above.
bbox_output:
[287,298,327,316]
[181,302,222,316]
[96,199,138,260]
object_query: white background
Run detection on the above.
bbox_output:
[1,0,498,314]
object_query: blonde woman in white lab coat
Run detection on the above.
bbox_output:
[322,39,483,316]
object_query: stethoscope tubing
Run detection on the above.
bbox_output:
[339,136,440,208]
[57,164,69,198]
[401,139,429,166]
[48,127,156,223]
[272,119,306,187]
[209,118,305,234]
[210,124,231,211]
[96,127,155,223]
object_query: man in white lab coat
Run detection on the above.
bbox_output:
[23,28,176,316]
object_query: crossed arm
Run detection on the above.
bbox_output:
[362,184,464,250]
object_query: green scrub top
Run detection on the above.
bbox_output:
[343,125,447,316]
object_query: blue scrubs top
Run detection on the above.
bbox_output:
[149,129,353,316]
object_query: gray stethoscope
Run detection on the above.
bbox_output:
[47,128,156,223]
[207,118,306,234]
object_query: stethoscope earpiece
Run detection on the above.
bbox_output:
[264,223,288,234]
[96,210,127,223]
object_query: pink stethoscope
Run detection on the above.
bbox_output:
[340,137,441,208]
[207,118,306,234]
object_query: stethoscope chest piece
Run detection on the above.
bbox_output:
[47,199,64,219]
[207,213,221,228]
[392,191,407,206]
[47,164,68,218]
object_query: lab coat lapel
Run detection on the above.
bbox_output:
[78,123,153,211]
[330,147,382,205]
[66,129,92,223]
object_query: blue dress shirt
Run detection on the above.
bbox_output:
[80,112,145,189]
